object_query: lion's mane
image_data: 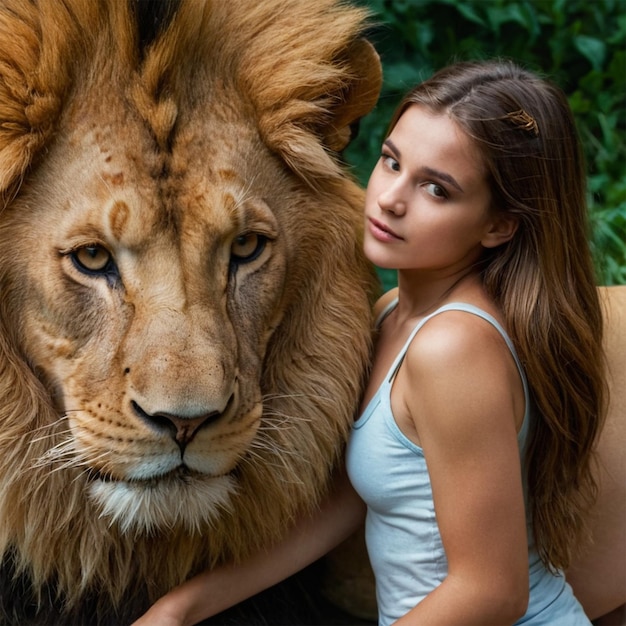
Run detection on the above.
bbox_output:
[0,1,381,623]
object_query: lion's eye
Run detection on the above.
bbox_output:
[71,245,115,274]
[231,233,267,265]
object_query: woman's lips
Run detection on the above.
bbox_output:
[368,217,403,242]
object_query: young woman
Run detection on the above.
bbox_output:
[133,60,608,626]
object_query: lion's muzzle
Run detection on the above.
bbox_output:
[130,391,235,447]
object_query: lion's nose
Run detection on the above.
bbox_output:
[131,400,220,446]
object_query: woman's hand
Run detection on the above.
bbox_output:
[131,594,188,626]
[130,468,365,626]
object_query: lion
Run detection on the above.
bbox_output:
[0,1,624,625]
[0,0,381,623]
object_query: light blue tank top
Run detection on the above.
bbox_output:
[345,301,590,626]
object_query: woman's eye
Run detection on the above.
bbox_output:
[424,182,447,199]
[381,154,400,172]
[231,233,267,264]
[71,245,114,273]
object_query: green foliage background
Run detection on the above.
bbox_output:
[346,0,626,288]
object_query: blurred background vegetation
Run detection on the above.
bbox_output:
[347,0,625,289]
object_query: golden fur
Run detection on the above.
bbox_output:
[567,286,626,621]
[0,0,381,621]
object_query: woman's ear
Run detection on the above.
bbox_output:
[481,215,519,248]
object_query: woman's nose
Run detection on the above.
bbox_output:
[378,183,407,215]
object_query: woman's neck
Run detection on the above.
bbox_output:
[395,268,484,322]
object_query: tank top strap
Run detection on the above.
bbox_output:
[384,302,530,443]
[374,297,399,330]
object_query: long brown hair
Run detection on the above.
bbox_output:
[390,60,606,571]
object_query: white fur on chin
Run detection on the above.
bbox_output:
[89,473,236,535]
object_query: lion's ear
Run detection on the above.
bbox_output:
[322,39,382,153]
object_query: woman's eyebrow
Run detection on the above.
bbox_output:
[384,138,464,192]
[421,166,464,192]
[383,138,400,156]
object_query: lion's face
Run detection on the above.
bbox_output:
[0,0,381,616]
[4,89,311,530]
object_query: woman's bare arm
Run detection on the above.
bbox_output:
[392,313,528,625]
[131,469,365,626]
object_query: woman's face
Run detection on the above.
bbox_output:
[363,104,496,277]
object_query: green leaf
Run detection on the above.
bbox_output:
[454,2,486,27]
[574,35,606,71]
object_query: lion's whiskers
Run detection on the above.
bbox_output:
[28,425,73,445]
[243,447,308,486]
[248,435,304,460]
[29,420,116,485]
[259,413,312,432]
